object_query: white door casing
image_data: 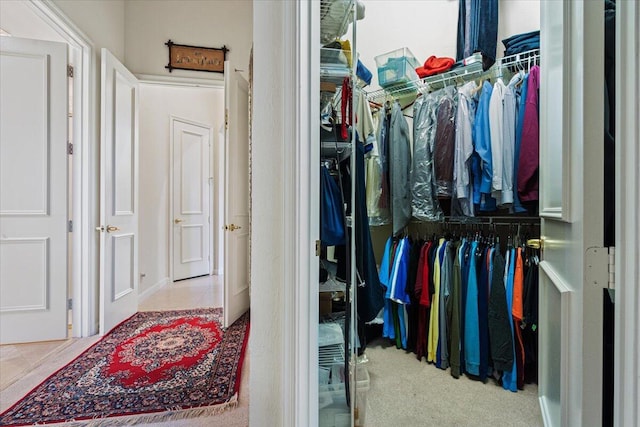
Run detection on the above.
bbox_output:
[223,62,250,328]
[99,49,139,335]
[0,37,68,344]
[614,1,640,425]
[538,1,605,426]
[171,117,212,281]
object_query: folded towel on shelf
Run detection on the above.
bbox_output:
[415,56,455,78]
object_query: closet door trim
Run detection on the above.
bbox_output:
[614,1,640,425]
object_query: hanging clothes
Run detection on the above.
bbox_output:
[438,240,453,370]
[502,247,518,392]
[411,91,444,221]
[335,141,385,324]
[512,72,529,213]
[320,165,346,246]
[501,72,524,209]
[449,240,463,378]
[390,101,412,234]
[488,248,513,372]
[518,65,540,202]
[380,237,412,349]
[375,228,539,393]
[473,81,497,212]
[463,240,480,376]
[379,237,396,340]
[513,247,526,390]
[459,239,472,375]
[369,104,392,225]
[489,79,506,202]
[433,86,459,198]
[452,81,478,217]
[428,238,446,363]
[456,0,499,69]
[477,245,491,381]
[406,239,424,353]
[415,240,434,361]
[522,255,539,384]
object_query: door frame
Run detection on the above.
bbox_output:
[614,1,639,425]
[27,0,95,338]
[168,115,214,281]
[252,1,319,425]
[137,76,224,281]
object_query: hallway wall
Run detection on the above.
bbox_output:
[124,0,252,81]
[54,0,126,61]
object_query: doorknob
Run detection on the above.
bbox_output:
[225,224,242,231]
[95,226,105,232]
[106,225,120,233]
[174,218,183,224]
[527,238,543,250]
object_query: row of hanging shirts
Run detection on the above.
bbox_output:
[363,56,541,234]
[378,231,539,391]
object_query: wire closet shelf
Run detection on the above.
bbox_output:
[365,48,540,103]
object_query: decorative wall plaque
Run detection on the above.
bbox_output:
[165,40,228,73]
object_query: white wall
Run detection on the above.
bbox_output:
[354,0,540,90]
[138,84,224,295]
[54,0,126,61]
[124,1,252,80]
[251,1,287,424]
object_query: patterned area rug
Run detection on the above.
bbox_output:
[0,308,249,426]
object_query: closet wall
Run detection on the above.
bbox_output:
[355,0,540,91]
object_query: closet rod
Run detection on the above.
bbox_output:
[410,216,540,223]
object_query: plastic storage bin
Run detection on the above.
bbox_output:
[375,47,420,88]
[319,364,370,427]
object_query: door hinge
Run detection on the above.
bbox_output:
[608,247,615,289]
[67,298,73,310]
[315,240,321,256]
[225,109,229,131]
[67,65,74,78]
[67,142,73,155]
[68,220,73,232]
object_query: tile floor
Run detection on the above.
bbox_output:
[0,275,250,426]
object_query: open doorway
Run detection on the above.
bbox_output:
[137,81,225,308]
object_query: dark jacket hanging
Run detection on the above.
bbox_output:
[488,249,513,372]
[456,0,499,70]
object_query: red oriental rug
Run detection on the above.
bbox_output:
[0,308,249,426]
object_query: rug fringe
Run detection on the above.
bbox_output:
[60,394,238,426]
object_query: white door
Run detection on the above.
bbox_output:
[0,37,68,344]
[223,62,250,327]
[538,2,605,425]
[171,117,212,281]
[99,49,139,335]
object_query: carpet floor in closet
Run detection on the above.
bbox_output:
[363,338,543,427]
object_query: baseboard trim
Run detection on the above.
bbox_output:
[139,277,170,302]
